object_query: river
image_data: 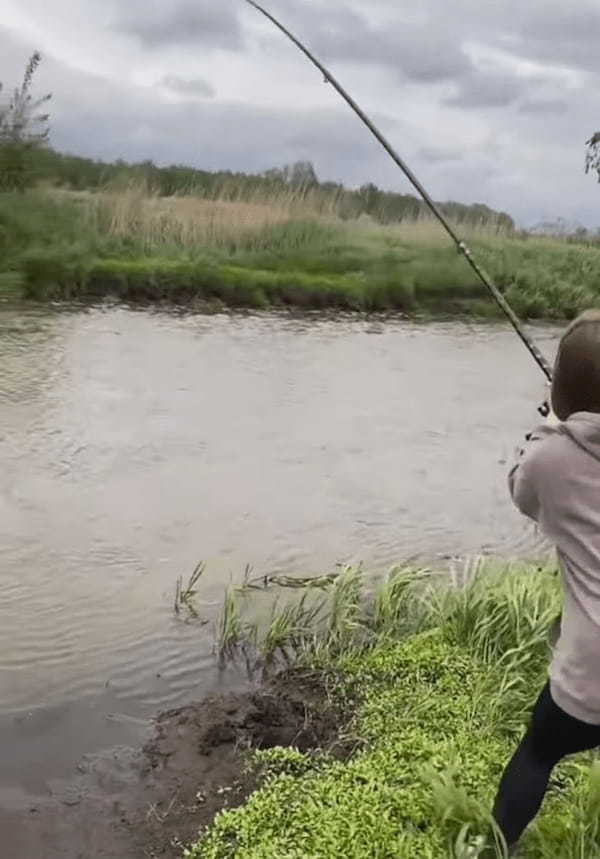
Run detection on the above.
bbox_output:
[0,305,557,811]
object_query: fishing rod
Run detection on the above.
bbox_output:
[244,0,554,390]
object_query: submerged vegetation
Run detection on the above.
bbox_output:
[2,184,600,319]
[181,560,600,858]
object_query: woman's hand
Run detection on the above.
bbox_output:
[539,383,559,425]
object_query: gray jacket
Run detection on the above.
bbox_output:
[510,412,600,724]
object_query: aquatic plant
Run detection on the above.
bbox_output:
[175,561,206,619]
[216,586,247,664]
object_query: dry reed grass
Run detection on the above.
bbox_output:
[350,210,515,250]
[69,180,338,250]
[52,181,511,254]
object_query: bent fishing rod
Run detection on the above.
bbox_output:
[245,0,553,391]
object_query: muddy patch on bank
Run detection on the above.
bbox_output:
[1,671,347,859]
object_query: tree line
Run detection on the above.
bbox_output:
[22,148,514,230]
[0,52,535,232]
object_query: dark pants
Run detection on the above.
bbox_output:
[493,682,600,847]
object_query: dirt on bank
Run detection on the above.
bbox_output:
[0,671,345,859]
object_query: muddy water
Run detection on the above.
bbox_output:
[0,306,557,803]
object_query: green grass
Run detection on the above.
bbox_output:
[3,189,600,318]
[0,271,24,300]
[184,562,600,859]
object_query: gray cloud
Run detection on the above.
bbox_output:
[32,56,378,184]
[411,0,600,79]
[289,0,598,87]
[159,75,215,99]
[518,98,568,115]
[114,2,243,50]
[514,3,600,75]
[444,71,525,110]
[418,146,463,163]
[276,2,472,83]
[398,37,472,83]
[261,0,600,87]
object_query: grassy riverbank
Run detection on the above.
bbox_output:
[2,189,600,318]
[184,561,600,858]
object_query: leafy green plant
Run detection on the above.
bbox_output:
[184,561,599,859]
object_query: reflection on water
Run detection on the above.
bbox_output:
[0,305,558,787]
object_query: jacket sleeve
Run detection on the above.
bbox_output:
[508,422,557,522]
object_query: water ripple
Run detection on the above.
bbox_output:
[0,306,559,769]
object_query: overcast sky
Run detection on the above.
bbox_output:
[1,0,599,227]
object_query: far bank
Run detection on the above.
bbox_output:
[2,190,599,319]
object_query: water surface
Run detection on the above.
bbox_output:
[0,306,557,793]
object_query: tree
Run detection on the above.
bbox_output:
[288,160,318,189]
[585,132,600,182]
[262,167,286,184]
[0,52,51,191]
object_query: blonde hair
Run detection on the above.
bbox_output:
[552,309,600,420]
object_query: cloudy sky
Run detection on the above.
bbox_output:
[1,0,599,227]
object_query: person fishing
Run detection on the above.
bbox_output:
[244,4,597,856]
[490,309,600,854]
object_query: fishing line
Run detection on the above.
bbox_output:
[244,0,553,389]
